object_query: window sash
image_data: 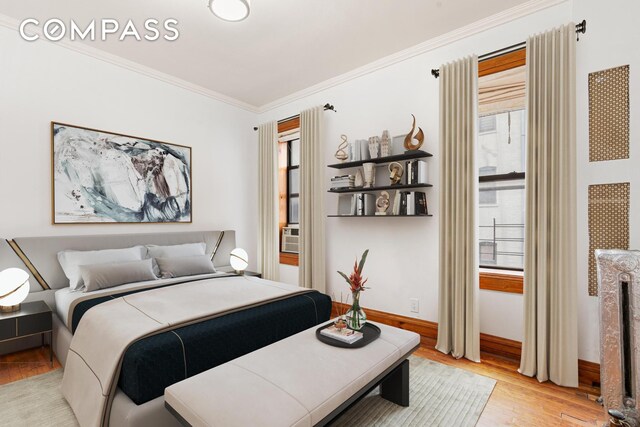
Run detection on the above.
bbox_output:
[479,171,525,183]
[285,139,300,225]
[277,116,300,262]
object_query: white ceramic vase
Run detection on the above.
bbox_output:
[363,162,375,188]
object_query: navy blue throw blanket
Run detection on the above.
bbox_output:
[69,282,331,405]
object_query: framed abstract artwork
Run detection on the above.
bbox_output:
[51,122,192,224]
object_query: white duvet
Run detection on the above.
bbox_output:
[61,275,312,427]
[54,272,229,329]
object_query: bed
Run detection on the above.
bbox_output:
[10,230,331,427]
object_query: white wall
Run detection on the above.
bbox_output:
[261,0,640,363]
[2,0,636,364]
[261,2,573,346]
[278,264,299,286]
[573,0,640,363]
[0,26,258,270]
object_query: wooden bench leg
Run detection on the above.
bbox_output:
[380,359,409,407]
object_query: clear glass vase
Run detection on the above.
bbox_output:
[346,291,367,330]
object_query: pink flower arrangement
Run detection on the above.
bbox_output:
[338,249,369,293]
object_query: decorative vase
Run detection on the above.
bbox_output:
[346,291,367,330]
[362,162,375,188]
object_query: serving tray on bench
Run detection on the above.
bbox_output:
[315,322,381,348]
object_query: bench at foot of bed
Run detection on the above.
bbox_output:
[164,321,420,427]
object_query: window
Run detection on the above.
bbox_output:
[478,49,526,275]
[278,117,300,266]
[287,139,300,224]
[479,115,496,133]
[478,110,526,271]
[479,166,497,205]
[479,241,497,265]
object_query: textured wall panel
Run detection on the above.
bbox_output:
[588,183,630,295]
[588,65,630,162]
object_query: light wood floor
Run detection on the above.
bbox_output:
[416,339,605,426]
[0,344,605,426]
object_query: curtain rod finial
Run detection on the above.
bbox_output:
[576,19,586,34]
[576,19,586,41]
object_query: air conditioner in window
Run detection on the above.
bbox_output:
[282,226,299,254]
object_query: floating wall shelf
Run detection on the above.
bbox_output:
[328,183,432,194]
[327,150,432,169]
[327,214,433,218]
[328,148,434,217]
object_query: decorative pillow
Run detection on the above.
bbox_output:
[146,242,207,259]
[146,243,208,276]
[155,255,216,279]
[80,259,157,292]
[58,246,146,290]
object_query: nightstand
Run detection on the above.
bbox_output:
[0,301,53,367]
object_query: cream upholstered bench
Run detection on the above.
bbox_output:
[164,321,420,427]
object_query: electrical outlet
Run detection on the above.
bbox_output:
[410,298,419,313]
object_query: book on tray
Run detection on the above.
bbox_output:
[320,325,364,343]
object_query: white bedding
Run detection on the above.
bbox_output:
[61,275,312,427]
[54,272,230,329]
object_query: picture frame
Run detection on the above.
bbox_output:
[51,122,192,224]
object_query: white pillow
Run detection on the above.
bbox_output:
[155,255,216,279]
[58,246,146,290]
[146,242,207,258]
[146,242,208,276]
[81,259,157,292]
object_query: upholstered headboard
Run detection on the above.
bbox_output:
[11,230,236,290]
[0,239,41,292]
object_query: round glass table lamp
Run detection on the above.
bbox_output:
[230,248,249,274]
[0,268,30,313]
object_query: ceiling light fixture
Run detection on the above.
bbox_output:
[209,0,250,22]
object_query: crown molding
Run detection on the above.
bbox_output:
[257,0,567,113]
[0,13,259,113]
[0,0,567,115]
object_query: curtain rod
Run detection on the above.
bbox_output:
[430,20,586,78]
[253,103,336,131]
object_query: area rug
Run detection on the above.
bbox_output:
[333,356,496,427]
[0,356,495,427]
[0,369,78,426]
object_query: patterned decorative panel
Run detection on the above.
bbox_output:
[588,65,630,162]
[588,183,630,296]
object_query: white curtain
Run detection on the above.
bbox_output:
[436,56,481,363]
[299,106,326,292]
[257,122,279,281]
[519,24,578,387]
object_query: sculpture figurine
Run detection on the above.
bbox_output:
[375,191,390,215]
[368,136,380,159]
[388,162,404,185]
[404,114,425,151]
[380,130,391,157]
[335,135,349,162]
